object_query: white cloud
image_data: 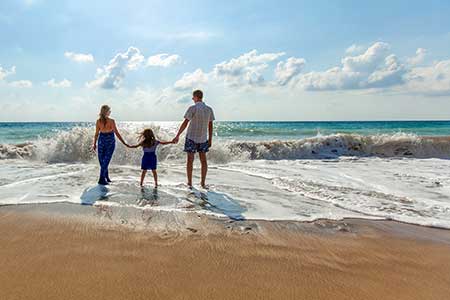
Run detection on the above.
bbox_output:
[174,69,208,90]
[341,42,390,73]
[45,78,72,88]
[86,46,144,89]
[147,53,181,67]
[213,50,285,87]
[175,94,192,103]
[9,80,33,88]
[64,51,94,63]
[367,54,405,88]
[0,65,16,80]
[345,44,365,55]
[296,42,405,90]
[404,59,450,96]
[407,48,427,66]
[274,57,305,86]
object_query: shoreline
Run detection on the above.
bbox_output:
[1,204,450,300]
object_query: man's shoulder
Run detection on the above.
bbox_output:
[203,103,214,111]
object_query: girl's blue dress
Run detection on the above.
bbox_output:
[141,141,159,170]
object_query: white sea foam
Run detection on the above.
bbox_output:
[1,156,450,228]
[1,125,450,228]
[1,126,450,163]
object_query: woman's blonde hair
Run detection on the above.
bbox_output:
[99,105,110,125]
[139,128,156,148]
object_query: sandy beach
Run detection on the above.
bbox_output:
[1,205,449,300]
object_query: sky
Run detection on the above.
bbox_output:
[1,0,450,121]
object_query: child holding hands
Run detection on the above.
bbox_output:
[127,128,173,187]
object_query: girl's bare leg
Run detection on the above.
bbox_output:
[140,170,147,186]
[151,169,158,187]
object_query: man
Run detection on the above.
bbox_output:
[173,90,215,188]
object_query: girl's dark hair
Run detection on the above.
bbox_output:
[139,128,156,148]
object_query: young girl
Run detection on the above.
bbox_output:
[127,129,172,187]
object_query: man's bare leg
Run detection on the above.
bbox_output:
[187,153,195,188]
[199,152,208,188]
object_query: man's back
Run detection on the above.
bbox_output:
[184,102,215,143]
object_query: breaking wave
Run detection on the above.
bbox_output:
[1,126,450,163]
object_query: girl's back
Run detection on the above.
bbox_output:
[143,141,160,153]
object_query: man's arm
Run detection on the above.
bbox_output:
[172,119,190,144]
[208,121,213,148]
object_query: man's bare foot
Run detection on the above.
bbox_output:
[201,183,209,189]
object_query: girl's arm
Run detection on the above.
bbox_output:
[112,120,128,146]
[127,143,142,148]
[158,140,174,145]
[92,120,100,151]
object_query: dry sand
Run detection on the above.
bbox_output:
[1,207,450,300]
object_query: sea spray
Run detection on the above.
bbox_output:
[1,127,450,163]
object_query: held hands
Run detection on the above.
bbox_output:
[172,136,179,144]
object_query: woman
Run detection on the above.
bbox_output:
[92,105,128,185]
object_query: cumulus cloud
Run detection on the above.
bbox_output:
[64,51,94,63]
[147,53,181,67]
[407,48,427,66]
[345,44,365,55]
[213,50,285,87]
[45,78,72,88]
[341,42,390,73]
[0,65,16,80]
[274,57,305,86]
[404,59,450,96]
[9,80,33,88]
[86,47,144,89]
[296,42,406,90]
[175,94,192,103]
[174,68,208,90]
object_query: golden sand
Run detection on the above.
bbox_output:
[0,211,449,300]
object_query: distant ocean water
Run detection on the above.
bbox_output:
[2,121,450,144]
[1,121,450,229]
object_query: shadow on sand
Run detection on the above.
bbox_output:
[195,189,247,221]
[80,185,110,205]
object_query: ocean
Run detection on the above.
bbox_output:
[1,121,450,228]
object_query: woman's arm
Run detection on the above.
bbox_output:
[92,120,100,151]
[127,143,141,148]
[158,140,173,145]
[112,120,128,146]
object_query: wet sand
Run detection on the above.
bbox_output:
[1,206,450,300]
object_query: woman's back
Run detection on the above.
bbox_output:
[98,118,115,133]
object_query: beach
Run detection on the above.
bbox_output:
[1,121,450,299]
[1,204,450,300]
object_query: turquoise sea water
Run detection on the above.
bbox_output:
[2,121,450,144]
[1,121,450,228]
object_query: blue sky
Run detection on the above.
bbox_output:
[1,0,450,121]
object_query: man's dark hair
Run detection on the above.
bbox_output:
[193,90,203,99]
